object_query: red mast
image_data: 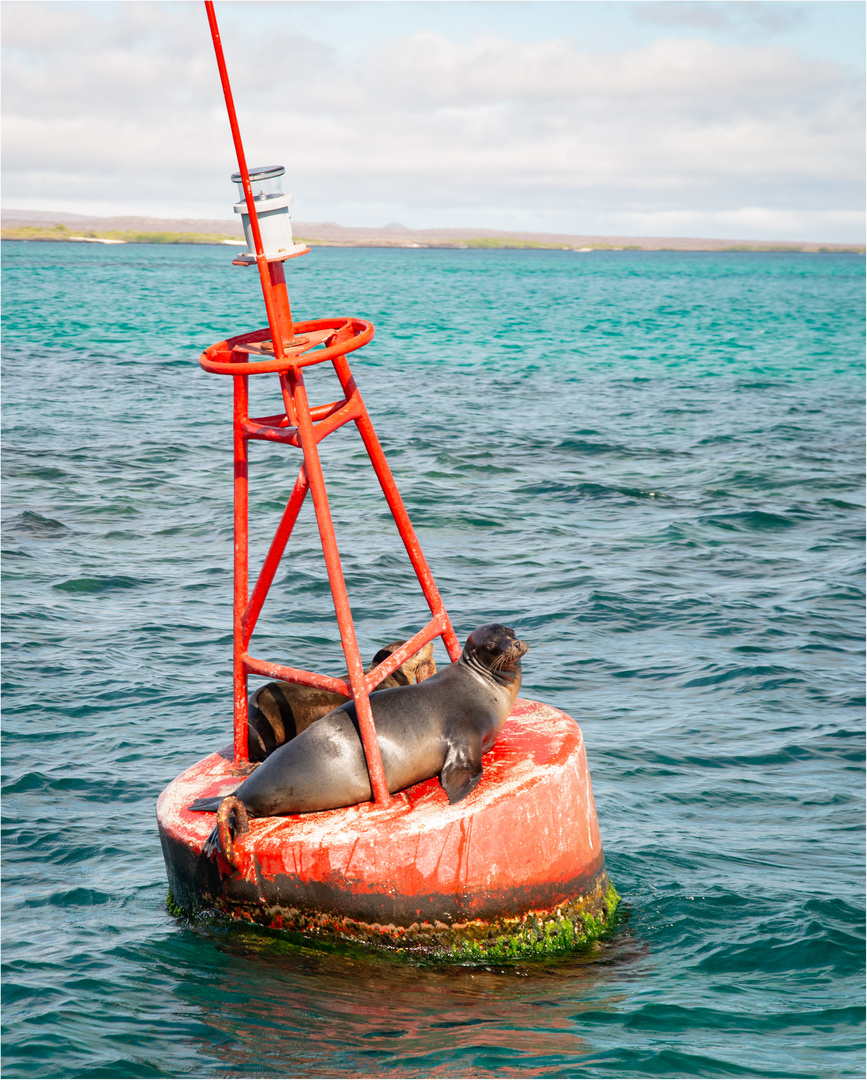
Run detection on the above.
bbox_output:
[202,1,461,803]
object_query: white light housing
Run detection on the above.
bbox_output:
[231,165,306,262]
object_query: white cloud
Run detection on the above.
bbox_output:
[1,1,863,240]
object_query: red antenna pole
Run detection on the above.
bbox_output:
[204,0,289,357]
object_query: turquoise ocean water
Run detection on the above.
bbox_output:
[2,241,864,1078]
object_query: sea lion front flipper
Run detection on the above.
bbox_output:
[440,737,483,805]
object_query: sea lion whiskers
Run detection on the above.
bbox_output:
[489,645,524,672]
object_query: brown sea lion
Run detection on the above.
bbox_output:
[245,639,436,761]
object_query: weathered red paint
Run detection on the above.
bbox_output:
[158,699,610,936]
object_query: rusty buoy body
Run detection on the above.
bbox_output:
[158,699,616,958]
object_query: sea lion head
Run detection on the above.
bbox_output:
[464,623,529,673]
[369,639,437,686]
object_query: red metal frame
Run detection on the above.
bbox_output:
[203,2,461,804]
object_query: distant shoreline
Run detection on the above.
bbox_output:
[1,210,863,254]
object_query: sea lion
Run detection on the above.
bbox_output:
[246,639,437,761]
[190,623,528,865]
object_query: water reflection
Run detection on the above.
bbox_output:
[170,920,645,1077]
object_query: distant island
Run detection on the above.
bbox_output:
[1,209,863,254]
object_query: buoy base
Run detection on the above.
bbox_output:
[158,699,616,957]
[167,878,618,960]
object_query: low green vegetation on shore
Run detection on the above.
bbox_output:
[456,237,636,251]
[3,223,862,254]
[1,223,239,245]
[461,237,575,250]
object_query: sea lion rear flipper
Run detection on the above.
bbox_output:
[440,739,483,804]
[202,824,222,859]
[188,795,226,813]
[201,795,250,867]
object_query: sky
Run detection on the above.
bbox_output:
[1,0,864,241]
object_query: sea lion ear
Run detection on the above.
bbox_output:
[440,740,483,804]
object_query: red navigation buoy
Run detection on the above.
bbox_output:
[158,699,616,958]
[158,3,617,958]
